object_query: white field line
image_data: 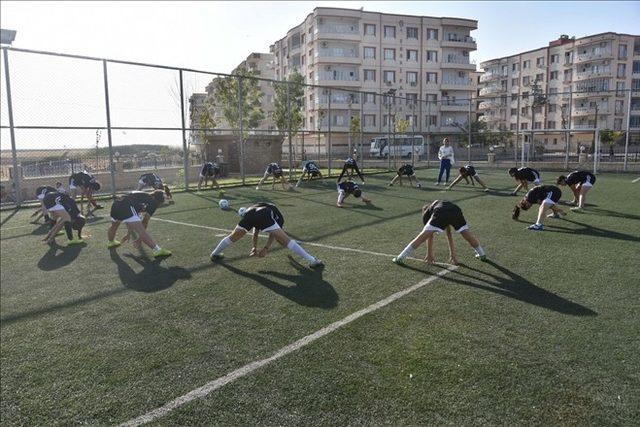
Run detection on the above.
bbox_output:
[153,217,445,266]
[0,224,33,231]
[632,177,640,183]
[121,264,458,426]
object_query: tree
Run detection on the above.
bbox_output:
[194,96,217,161]
[599,129,623,146]
[453,119,488,147]
[273,71,304,138]
[486,124,514,149]
[349,115,362,156]
[394,118,410,134]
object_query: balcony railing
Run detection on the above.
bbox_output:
[315,72,359,82]
[443,56,474,65]
[480,73,501,83]
[442,77,473,86]
[317,95,360,104]
[575,68,611,79]
[573,105,609,115]
[444,35,476,43]
[576,50,613,62]
[315,48,358,59]
[316,24,359,35]
[572,124,596,129]
[479,100,501,110]
[479,86,505,96]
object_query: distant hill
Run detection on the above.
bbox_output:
[0,145,182,163]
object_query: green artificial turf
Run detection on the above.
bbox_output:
[1,168,639,425]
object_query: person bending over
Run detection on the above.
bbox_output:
[68,171,103,215]
[336,180,372,208]
[256,162,291,190]
[508,167,541,195]
[296,161,323,187]
[107,190,172,257]
[197,162,222,191]
[389,163,422,188]
[210,202,323,267]
[447,165,489,191]
[137,172,173,203]
[41,192,86,246]
[337,157,365,184]
[393,200,486,266]
[512,185,566,231]
[556,170,596,212]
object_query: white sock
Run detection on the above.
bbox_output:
[287,240,316,262]
[153,244,161,251]
[397,244,414,259]
[474,245,485,256]
[211,236,232,256]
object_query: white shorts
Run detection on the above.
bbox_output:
[533,178,541,185]
[581,176,593,188]
[37,194,46,201]
[111,206,142,223]
[422,223,469,234]
[541,192,557,206]
[199,173,206,179]
[69,183,77,190]
[48,204,66,212]
[262,223,282,232]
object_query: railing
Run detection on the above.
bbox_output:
[573,106,609,115]
[316,24,359,35]
[575,68,611,79]
[442,77,473,86]
[315,48,358,59]
[572,124,596,129]
[480,73,501,83]
[479,100,501,110]
[315,72,359,82]
[577,50,613,62]
[479,86,504,96]
[443,56,474,65]
[444,35,476,43]
[316,95,360,104]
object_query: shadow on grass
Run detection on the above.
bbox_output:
[110,250,190,292]
[545,218,640,242]
[400,259,597,316]
[0,208,19,226]
[581,207,640,221]
[218,256,338,309]
[37,242,85,271]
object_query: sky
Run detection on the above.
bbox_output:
[1,1,639,150]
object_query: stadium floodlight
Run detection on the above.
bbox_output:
[0,29,17,45]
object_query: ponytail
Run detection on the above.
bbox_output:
[512,205,521,220]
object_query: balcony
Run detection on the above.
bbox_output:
[572,105,609,116]
[315,23,360,41]
[315,71,360,86]
[315,46,360,65]
[576,50,613,63]
[479,85,506,96]
[316,94,361,107]
[571,124,596,130]
[480,72,501,83]
[441,56,476,70]
[574,89,609,99]
[574,69,612,81]
[440,100,470,111]
[441,35,477,49]
[479,100,501,110]
[441,77,474,90]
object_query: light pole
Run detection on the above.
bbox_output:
[384,88,396,170]
[529,78,547,164]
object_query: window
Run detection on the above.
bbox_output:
[536,73,544,82]
[502,65,509,75]
[406,71,418,86]
[523,76,531,86]
[551,54,559,64]
[384,25,396,38]
[364,92,376,104]
[426,72,438,83]
[521,106,528,115]
[364,69,376,82]
[617,63,626,78]
[536,57,545,67]
[510,123,517,130]
[549,87,558,94]
[407,27,418,39]
[548,104,557,113]
[426,115,437,126]
[521,123,528,130]
[427,28,438,40]
[383,114,396,127]
[309,26,313,35]
[406,93,418,105]
[615,100,624,114]
[614,118,623,130]
[550,71,559,80]
[407,49,418,61]
[301,55,306,66]
[364,24,376,36]
[522,91,529,98]
[633,61,640,74]
[383,70,396,83]
[384,48,396,60]
[364,114,376,126]
[512,78,518,86]
[547,121,556,129]
[631,116,640,127]
[618,44,628,59]
[308,72,313,82]
[564,69,572,82]
[426,94,437,102]
[523,60,531,69]
[406,115,418,125]
[511,108,517,116]
[511,93,518,101]
[616,81,625,95]
[533,106,542,114]
[512,63,519,71]
[632,79,640,90]
[427,50,438,62]
[364,47,376,59]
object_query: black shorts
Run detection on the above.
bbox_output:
[110,200,141,222]
[465,166,477,177]
[398,166,414,176]
[238,208,284,232]
[423,205,468,233]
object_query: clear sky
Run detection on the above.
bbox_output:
[1,1,639,150]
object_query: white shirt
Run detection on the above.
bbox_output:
[438,145,455,165]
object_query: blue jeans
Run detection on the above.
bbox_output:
[438,159,451,183]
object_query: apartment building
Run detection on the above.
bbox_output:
[479,33,640,150]
[270,7,478,154]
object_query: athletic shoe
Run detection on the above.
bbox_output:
[210,253,224,262]
[107,240,121,249]
[475,254,487,261]
[309,258,324,268]
[153,248,172,258]
[483,188,490,192]
[388,183,393,186]
[570,207,584,212]
[416,184,422,188]
[434,182,440,186]
[527,224,544,231]
[255,186,260,190]
[67,239,84,246]
[94,205,103,210]
[56,230,65,236]
[392,257,405,265]
[547,212,561,219]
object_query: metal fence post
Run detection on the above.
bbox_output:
[359,91,364,170]
[327,89,332,177]
[468,94,472,163]
[102,60,116,198]
[426,100,431,168]
[2,48,22,206]
[515,92,521,165]
[237,76,245,185]
[623,89,631,172]
[565,87,573,169]
[179,69,189,190]
[286,81,293,182]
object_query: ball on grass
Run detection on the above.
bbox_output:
[218,199,230,210]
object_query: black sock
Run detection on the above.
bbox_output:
[64,222,73,240]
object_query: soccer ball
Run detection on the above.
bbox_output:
[219,199,229,210]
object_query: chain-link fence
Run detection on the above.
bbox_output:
[1,46,638,206]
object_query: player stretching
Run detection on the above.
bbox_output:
[68,171,103,215]
[295,161,323,187]
[337,156,365,184]
[256,162,290,190]
[556,170,596,212]
[32,185,62,225]
[41,191,86,245]
[512,185,566,231]
[447,165,489,191]
[106,190,172,257]
[137,172,173,203]
[197,161,222,191]
[393,200,486,266]
[336,181,372,208]
[508,167,541,195]
[210,202,323,267]
[388,163,422,188]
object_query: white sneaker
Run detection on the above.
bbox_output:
[309,259,324,268]
[255,186,260,190]
[434,182,440,186]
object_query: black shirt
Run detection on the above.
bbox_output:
[565,171,595,186]
[304,162,319,172]
[140,173,162,187]
[121,192,159,216]
[266,163,282,174]
[344,157,357,167]
[338,181,359,194]
[69,171,95,187]
[36,186,57,199]
[525,185,562,205]
[238,203,284,231]
[462,165,477,177]
[514,167,539,182]
[398,164,414,175]
[422,200,467,231]
[43,193,80,219]
[201,162,219,176]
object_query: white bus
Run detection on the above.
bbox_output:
[369,135,425,158]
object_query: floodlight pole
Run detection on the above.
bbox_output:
[179,69,189,190]
[468,93,472,163]
[102,60,116,198]
[327,89,332,177]
[623,89,631,171]
[2,47,21,205]
[286,81,293,182]
[237,77,245,185]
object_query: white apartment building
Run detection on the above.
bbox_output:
[270,7,478,154]
[479,33,640,150]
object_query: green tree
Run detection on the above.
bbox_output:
[453,119,488,147]
[349,115,362,156]
[273,71,304,137]
[195,97,216,161]
[600,129,623,146]
[394,118,410,134]
[486,124,514,149]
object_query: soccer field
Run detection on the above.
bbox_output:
[1,168,639,425]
